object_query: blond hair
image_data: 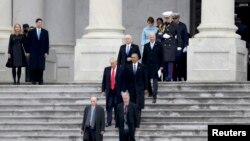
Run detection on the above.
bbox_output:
[12,23,23,35]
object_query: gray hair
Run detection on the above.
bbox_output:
[121,91,130,97]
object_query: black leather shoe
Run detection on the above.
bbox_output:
[38,81,43,85]
[105,123,111,127]
[32,81,36,85]
[152,99,156,103]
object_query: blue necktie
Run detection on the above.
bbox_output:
[90,108,95,128]
[126,46,130,55]
[37,30,41,40]
[133,64,137,74]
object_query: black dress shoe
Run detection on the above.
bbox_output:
[32,81,36,85]
[38,81,43,85]
[105,123,111,127]
[152,99,156,103]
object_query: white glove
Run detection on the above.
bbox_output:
[177,47,182,51]
[158,32,163,35]
[183,47,187,53]
[163,33,170,39]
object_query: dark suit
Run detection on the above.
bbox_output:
[82,105,105,141]
[116,102,139,141]
[142,41,163,99]
[117,44,141,70]
[101,66,125,124]
[175,22,188,81]
[125,63,147,122]
[27,28,49,83]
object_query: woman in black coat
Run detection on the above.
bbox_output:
[8,23,27,84]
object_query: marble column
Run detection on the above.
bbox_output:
[74,0,125,82]
[45,0,75,83]
[13,0,44,26]
[187,0,247,81]
[0,0,12,39]
[0,0,12,82]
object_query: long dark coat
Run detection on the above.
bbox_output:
[158,21,182,62]
[115,102,139,141]
[125,63,147,109]
[8,34,26,67]
[27,28,49,70]
[142,41,163,79]
[81,105,105,141]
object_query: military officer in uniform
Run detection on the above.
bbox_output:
[173,13,189,81]
[157,11,182,81]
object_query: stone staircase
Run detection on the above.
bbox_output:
[0,82,250,141]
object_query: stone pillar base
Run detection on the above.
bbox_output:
[51,44,75,83]
[74,38,122,82]
[0,27,12,39]
[0,38,13,82]
[187,38,247,82]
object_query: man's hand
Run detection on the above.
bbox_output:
[183,47,187,53]
[144,90,148,95]
[102,92,106,96]
[80,129,83,135]
[177,47,182,51]
[160,67,164,70]
[248,54,250,58]
[44,53,48,58]
[127,57,132,62]
[136,128,139,131]
[8,54,11,59]
[100,131,104,135]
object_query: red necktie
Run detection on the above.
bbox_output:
[111,68,115,90]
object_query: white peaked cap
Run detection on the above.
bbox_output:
[162,11,173,17]
[173,13,180,16]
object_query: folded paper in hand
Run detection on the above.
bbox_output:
[158,69,162,78]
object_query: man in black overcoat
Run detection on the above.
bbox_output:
[81,97,105,141]
[125,53,147,123]
[173,13,189,81]
[142,33,163,103]
[116,92,139,141]
[27,18,49,85]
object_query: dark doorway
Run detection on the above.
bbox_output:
[190,0,250,80]
[190,0,250,41]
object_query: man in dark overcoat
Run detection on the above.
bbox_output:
[27,18,49,85]
[81,97,105,141]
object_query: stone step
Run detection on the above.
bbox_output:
[1,82,250,91]
[1,90,250,96]
[0,116,249,123]
[0,103,249,110]
[0,135,206,141]
[0,123,208,130]
[0,109,248,117]
[0,129,207,136]
[1,97,250,104]
[0,83,249,141]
